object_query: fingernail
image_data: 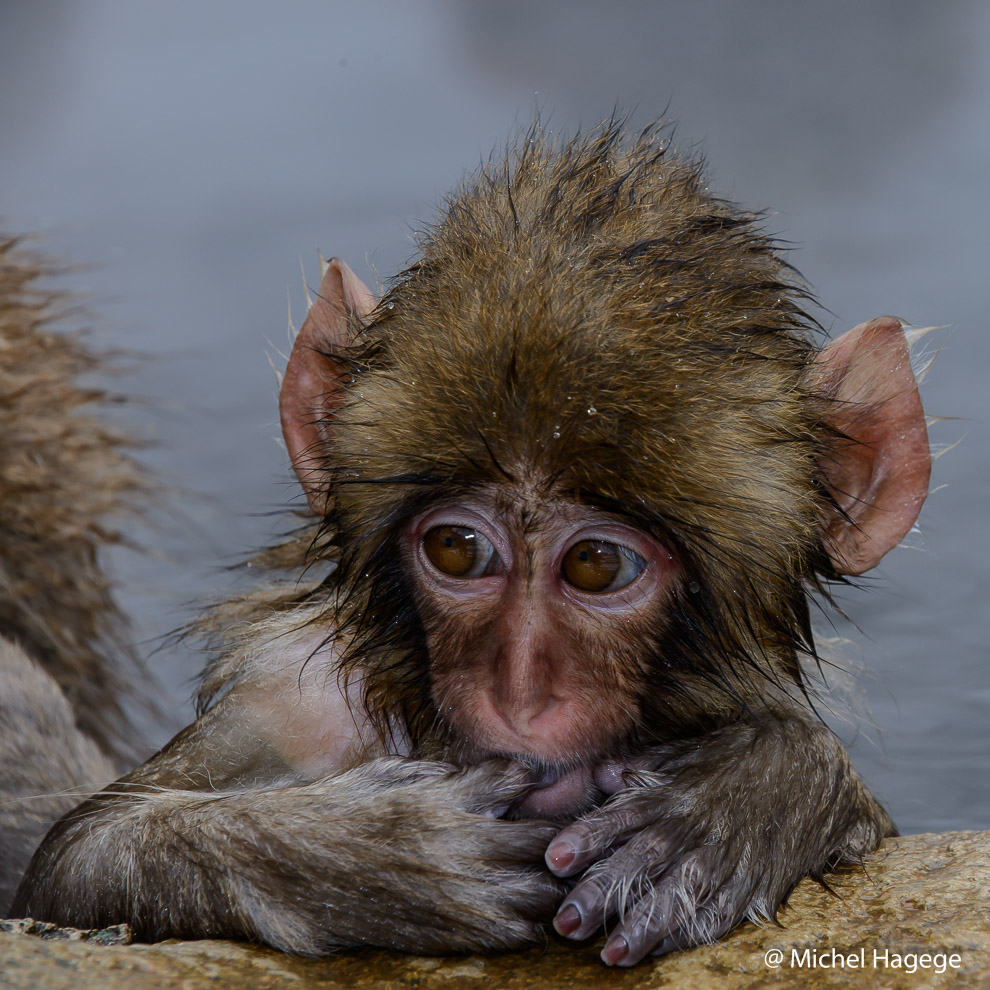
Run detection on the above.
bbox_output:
[553,903,582,937]
[545,839,575,872]
[602,934,629,966]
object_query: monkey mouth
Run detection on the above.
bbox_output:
[509,754,634,818]
[507,763,596,818]
[505,754,649,819]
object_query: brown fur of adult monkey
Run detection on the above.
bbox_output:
[15,121,931,966]
[0,236,149,909]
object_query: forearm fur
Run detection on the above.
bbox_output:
[14,759,561,955]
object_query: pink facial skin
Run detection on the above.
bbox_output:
[405,494,678,817]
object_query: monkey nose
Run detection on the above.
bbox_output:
[488,688,565,743]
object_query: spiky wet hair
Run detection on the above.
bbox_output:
[318,119,835,747]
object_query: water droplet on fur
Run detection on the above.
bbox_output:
[386,301,394,310]
[552,430,561,439]
[587,406,597,416]
[689,581,700,593]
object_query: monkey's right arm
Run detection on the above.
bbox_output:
[13,694,561,954]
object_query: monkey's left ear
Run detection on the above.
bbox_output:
[279,258,378,513]
[812,316,931,576]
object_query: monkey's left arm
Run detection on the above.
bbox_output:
[545,709,893,966]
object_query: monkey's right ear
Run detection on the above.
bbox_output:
[279,258,378,513]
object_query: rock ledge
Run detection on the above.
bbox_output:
[2,830,987,989]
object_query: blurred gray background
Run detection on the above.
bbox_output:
[1,0,986,834]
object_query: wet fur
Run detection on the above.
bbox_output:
[0,236,148,908]
[321,121,835,747]
[11,121,914,958]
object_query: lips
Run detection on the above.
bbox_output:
[506,755,649,818]
[510,763,596,817]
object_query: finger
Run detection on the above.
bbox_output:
[601,885,693,966]
[552,826,680,940]
[546,790,669,876]
[601,845,733,967]
[649,899,735,958]
[647,861,757,957]
[552,868,616,940]
[546,819,613,877]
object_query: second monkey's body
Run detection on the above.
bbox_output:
[14,121,929,967]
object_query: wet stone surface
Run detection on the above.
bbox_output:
[1,831,988,990]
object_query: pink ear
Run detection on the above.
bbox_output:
[813,316,931,575]
[279,258,377,513]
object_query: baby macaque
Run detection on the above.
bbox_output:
[13,120,930,967]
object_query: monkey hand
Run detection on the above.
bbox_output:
[280,756,566,953]
[544,716,892,966]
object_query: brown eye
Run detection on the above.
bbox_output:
[561,540,645,593]
[423,526,498,578]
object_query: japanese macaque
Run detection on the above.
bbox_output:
[11,121,931,967]
[0,236,149,909]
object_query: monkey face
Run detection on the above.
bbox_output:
[402,490,677,813]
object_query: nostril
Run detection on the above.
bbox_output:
[489,687,557,737]
[480,691,587,755]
